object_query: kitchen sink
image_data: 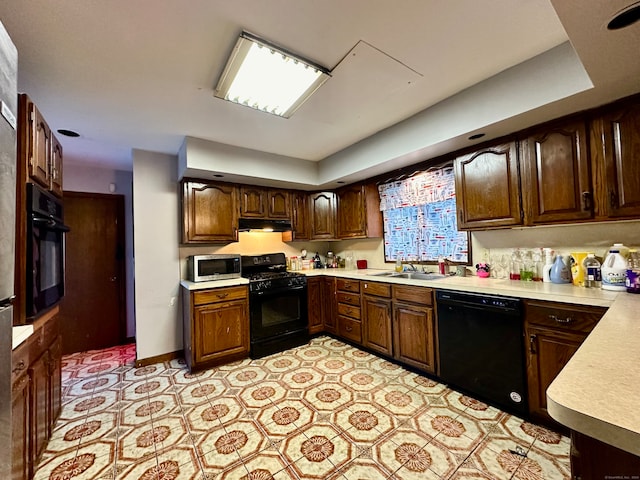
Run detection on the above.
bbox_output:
[367,271,446,280]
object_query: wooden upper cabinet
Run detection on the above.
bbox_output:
[240,187,291,219]
[30,102,52,190]
[310,191,337,239]
[590,100,640,219]
[239,186,266,218]
[454,141,522,229]
[182,180,238,243]
[50,135,63,198]
[336,183,383,239]
[521,119,592,224]
[287,191,310,240]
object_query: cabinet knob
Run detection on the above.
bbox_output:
[12,360,26,374]
[217,293,229,299]
[458,209,464,224]
[581,191,592,211]
[345,325,352,332]
[610,191,618,209]
[529,334,537,354]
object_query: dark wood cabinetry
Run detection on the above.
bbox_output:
[286,191,310,241]
[361,281,392,356]
[239,187,291,219]
[524,300,606,425]
[570,431,640,479]
[454,142,522,229]
[321,277,337,334]
[336,183,383,239]
[521,119,593,224]
[392,285,435,374]
[336,279,361,343]
[181,180,238,243]
[11,308,61,480]
[182,286,249,372]
[307,277,323,335]
[18,94,63,197]
[590,99,640,219]
[309,192,337,239]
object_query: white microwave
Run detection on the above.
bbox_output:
[187,254,241,282]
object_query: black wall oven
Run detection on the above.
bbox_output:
[27,183,69,318]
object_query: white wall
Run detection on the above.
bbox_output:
[132,150,181,361]
[63,163,135,337]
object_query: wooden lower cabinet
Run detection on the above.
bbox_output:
[11,308,61,480]
[336,279,362,344]
[321,277,337,334]
[392,286,435,374]
[307,277,323,335]
[361,281,392,356]
[570,431,640,479]
[524,300,606,425]
[182,285,249,372]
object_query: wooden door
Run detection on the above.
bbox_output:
[526,326,584,422]
[592,101,640,218]
[522,119,592,224]
[59,192,126,354]
[454,142,522,229]
[194,299,248,363]
[29,103,51,190]
[362,295,392,356]
[267,190,291,219]
[182,180,238,243]
[48,336,62,427]
[337,184,366,238]
[310,192,336,239]
[240,186,266,217]
[307,277,323,334]
[50,135,63,198]
[290,192,310,240]
[321,277,336,333]
[29,353,49,463]
[393,303,435,373]
[12,373,30,480]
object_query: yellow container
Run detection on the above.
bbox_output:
[570,252,588,286]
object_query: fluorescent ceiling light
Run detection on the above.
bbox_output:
[215,31,330,118]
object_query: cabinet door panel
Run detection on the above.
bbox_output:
[526,326,584,421]
[182,181,238,243]
[362,295,392,356]
[337,185,366,238]
[50,135,64,197]
[268,190,291,219]
[321,278,336,333]
[289,192,310,240]
[12,374,30,480]
[48,336,62,428]
[523,120,592,223]
[310,192,336,239]
[594,102,640,218]
[455,142,521,229]
[29,353,49,462]
[240,187,266,217]
[195,300,248,363]
[307,278,323,334]
[393,303,434,373]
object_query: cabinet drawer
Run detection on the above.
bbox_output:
[361,281,391,297]
[193,286,247,306]
[524,300,606,333]
[338,316,362,343]
[336,279,360,293]
[337,291,360,306]
[337,303,361,320]
[393,285,432,305]
[12,341,30,384]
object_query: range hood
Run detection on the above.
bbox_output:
[238,218,292,232]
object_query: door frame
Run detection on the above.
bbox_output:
[63,191,127,347]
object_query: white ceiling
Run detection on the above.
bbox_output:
[1,0,639,181]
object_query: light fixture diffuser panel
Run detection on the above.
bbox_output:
[215,32,330,118]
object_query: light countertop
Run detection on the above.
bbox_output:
[12,324,33,349]
[181,268,637,454]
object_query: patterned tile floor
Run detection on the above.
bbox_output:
[34,336,570,480]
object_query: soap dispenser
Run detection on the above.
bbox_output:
[550,255,571,284]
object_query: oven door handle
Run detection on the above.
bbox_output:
[32,214,71,232]
[253,285,306,296]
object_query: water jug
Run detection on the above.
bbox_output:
[550,255,571,284]
[601,250,627,291]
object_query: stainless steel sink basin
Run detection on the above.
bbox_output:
[367,271,446,280]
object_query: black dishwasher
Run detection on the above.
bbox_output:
[436,290,527,416]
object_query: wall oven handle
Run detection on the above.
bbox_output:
[32,214,71,232]
[254,285,306,296]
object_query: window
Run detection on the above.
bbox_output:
[378,163,469,263]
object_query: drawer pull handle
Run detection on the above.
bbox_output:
[216,293,229,299]
[226,327,230,334]
[345,325,352,332]
[346,308,352,314]
[12,360,26,373]
[549,314,573,324]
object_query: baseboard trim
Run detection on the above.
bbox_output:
[135,349,183,367]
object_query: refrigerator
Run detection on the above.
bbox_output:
[0,19,18,479]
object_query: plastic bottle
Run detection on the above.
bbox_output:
[583,254,601,289]
[626,249,640,294]
[395,256,404,273]
[605,243,630,259]
[542,248,554,282]
[601,249,628,291]
[550,255,571,284]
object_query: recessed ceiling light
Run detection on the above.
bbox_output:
[607,2,640,30]
[468,133,485,140]
[57,129,80,137]
[214,31,331,118]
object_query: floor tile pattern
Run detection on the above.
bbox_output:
[35,337,570,479]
